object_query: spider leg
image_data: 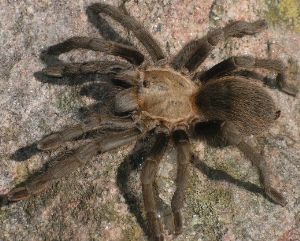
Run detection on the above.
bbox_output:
[3,129,139,203]
[38,115,136,150]
[171,128,191,235]
[194,56,298,96]
[89,3,165,62]
[141,127,169,241]
[221,121,287,206]
[42,36,144,66]
[171,20,267,72]
[42,60,131,78]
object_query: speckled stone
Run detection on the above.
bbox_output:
[0,1,299,241]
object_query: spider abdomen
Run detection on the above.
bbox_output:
[196,77,278,135]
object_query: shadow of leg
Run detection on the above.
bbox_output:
[116,130,158,237]
[10,143,40,162]
[116,149,148,235]
[191,154,264,195]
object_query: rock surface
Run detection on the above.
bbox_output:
[0,0,299,241]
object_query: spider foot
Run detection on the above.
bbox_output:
[173,211,183,235]
[147,212,164,241]
[279,83,298,97]
[7,187,30,201]
[42,66,65,77]
[265,187,287,207]
[42,66,64,78]
[225,19,268,38]
[250,19,268,32]
[271,73,298,96]
[0,187,30,207]
[281,86,298,96]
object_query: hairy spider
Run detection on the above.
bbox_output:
[1,2,298,241]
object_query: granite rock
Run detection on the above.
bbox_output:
[0,0,299,241]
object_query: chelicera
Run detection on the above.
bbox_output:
[1,2,297,241]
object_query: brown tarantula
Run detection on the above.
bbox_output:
[1,2,298,241]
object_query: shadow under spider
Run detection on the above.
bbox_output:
[7,126,268,235]
[116,128,266,237]
[190,155,283,205]
[10,77,119,162]
[116,142,266,237]
[117,143,149,235]
[13,11,135,162]
[191,155,264,195]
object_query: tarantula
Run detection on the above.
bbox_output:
[1,2,297,241]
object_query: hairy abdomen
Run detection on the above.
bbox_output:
[196,77,277,135]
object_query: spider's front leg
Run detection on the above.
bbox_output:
[41,36,145,78]
[221,121,287,206]
[171,20,267,72]
[89,3,165,62]
[42,61,131,78]
[43,36,144,65]
[2,130,139,205]
[141,127,169,241]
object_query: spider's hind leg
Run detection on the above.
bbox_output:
[221,121,287,206]
[141,127,169,241]
[171,128,191,235]
[3,129,139,204]
[38,115,136,150]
